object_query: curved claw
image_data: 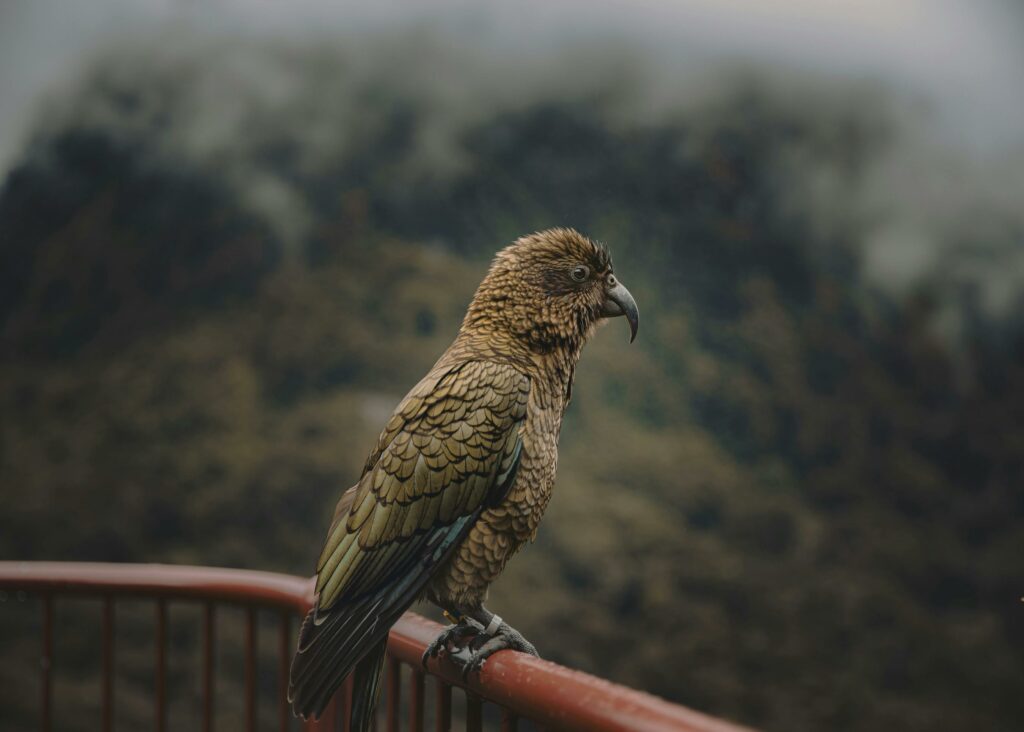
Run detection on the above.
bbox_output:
[460,622,539,680]
[421,622,479,668]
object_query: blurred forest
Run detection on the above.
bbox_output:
[1,31,1023,732]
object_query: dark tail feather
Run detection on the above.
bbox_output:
[349,637,388,732]
[290,516,480,720]
[288,596,384,719]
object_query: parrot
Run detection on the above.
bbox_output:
[288,228,639,728]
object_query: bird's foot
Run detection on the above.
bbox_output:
[421,619,480,668]
[460,622,539,680]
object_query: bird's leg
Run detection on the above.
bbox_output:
[458,606,539,679]
[421,606,482,667]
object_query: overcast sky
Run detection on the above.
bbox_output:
[2,0,1023,341]
[1,0,1022,177]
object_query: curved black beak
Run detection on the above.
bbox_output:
[600,277,639,343]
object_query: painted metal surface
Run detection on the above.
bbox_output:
[0,561,755,732]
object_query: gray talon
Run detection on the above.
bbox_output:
[422,621,479,668]
[460,622,539,679]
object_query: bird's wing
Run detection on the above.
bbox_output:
[289,359,529,716]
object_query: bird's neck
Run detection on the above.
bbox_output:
[459,280,591,401]
[453,323,585,404]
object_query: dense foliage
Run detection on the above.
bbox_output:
[1,52,1022,731]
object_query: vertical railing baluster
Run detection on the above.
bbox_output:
[343,674,355,731]
[279,612,291,732]
[5,576,582,732]
[435,680,451,732]
[246,607,258,732]
[203,602,216,732]
[385,658,400,732]
[465,692,482,732]
[102,597,114,732]
[500,708,518,732]
[41,594,53,732]
[156,600,167,732]
[409,667,424,731]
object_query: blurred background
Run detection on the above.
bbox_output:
[1,1,1023,730]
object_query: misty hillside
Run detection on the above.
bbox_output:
[1,39,1023,732]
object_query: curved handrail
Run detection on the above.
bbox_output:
[0,561,754,732]
[0,561,314,611]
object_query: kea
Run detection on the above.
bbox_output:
[288,228,639,726]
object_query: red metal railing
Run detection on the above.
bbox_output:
[0,561,754,732]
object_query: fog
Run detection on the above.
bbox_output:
[2,0,1023,338]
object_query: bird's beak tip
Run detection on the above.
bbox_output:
[601,280,639,344]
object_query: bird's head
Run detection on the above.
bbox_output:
[463,228,639,357]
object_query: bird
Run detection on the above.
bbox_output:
[288,228,639,728]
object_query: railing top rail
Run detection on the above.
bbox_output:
[392,612,754,732]
[0,560,313,613]
[0,561,755,732]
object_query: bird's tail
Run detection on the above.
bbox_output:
[349,637,388,732]
[289,595,385,719]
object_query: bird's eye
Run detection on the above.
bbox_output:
[570,265,590,282]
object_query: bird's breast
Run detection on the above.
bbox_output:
[430,395,562,607]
